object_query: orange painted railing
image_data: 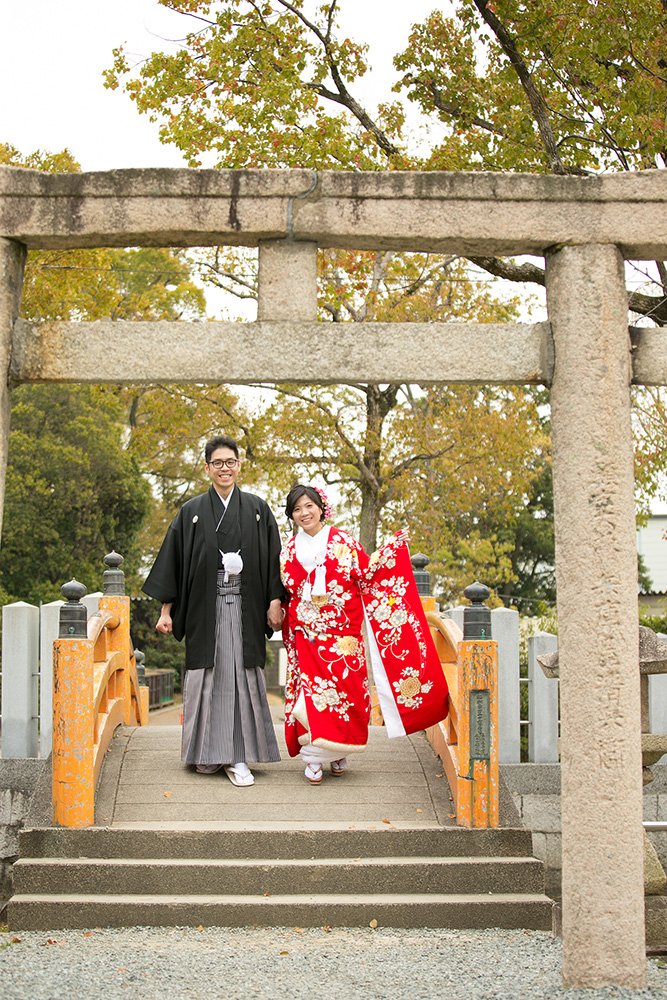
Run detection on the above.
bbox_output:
[424,605,499,828]
[52,558,148,827]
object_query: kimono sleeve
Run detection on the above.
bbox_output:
[361,533,449,737]
[264,503,285,605]
[142,517,182,606]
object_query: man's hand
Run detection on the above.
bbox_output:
[267,598,284,630]
[156,603,173,634]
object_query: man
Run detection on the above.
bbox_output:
[143,434,283,786]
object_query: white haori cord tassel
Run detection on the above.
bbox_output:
[220,550,243,582]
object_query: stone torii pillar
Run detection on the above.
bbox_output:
[0,238,26,538]
[546,244,645,988]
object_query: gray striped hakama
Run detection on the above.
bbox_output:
[181,572,280,766]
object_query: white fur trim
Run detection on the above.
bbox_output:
[312,737,366,754]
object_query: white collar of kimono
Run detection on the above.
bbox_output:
[214,485,235,509]
[295,525,330,598]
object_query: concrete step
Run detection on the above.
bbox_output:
[7,891,554,931]
[13,855,545,897]
[18,825,535,861]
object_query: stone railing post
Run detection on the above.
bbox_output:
[52,579,94,827]
[546,243,644,987]
[528,632,559,763]
[650,634,667,734]
[39,599,63,760]
[0,601,39,758]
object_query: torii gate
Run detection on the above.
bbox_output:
[2,165,667,988]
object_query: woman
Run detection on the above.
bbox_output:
[280,484,449,785]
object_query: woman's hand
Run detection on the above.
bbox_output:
[156,603,173,634]
[267,598,285,630]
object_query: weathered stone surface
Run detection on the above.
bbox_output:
[519,794,562,835]
[631,327,667,386]
[0,758,46,899]
[257,241,317,321]
[644,830,667,895]
[1,165,667,256]
[9,318,553,386]
[546,244,645,988]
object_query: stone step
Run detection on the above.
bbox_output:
[13,855,545,897]
[7,892,554,932]
[18,825,535,861]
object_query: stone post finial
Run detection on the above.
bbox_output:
[59,578,88,638]
[410,552,432,597]
[134,648,146,685]
[463,580,492,640]
[103,551,125,596]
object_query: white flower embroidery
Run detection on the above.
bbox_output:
[392,666,434,709]
[389,608,408,628]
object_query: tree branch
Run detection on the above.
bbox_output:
[471,255,667,324]
[273,1,401,158]
[252,383,372,482]
[468,256,546,285]
[471,0,567,174]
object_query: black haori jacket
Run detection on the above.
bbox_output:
[142,486,284,672]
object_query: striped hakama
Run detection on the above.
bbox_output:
[181,572,280,766]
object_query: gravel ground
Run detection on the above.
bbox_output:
[1,926,667,1000]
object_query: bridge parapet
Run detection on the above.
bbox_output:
[52,553,148,828]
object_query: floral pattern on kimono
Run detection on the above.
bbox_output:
[281,527,449,758]
[281,528,370,757]
[360,532,449,738]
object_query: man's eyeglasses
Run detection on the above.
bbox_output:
[208,458,239,470]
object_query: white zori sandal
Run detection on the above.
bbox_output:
[330,757,347,776]
[305,763,323,785]
[224,763,255,787]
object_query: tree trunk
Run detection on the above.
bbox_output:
[357,384,398,552]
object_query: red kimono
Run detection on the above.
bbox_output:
[281,527,448,758]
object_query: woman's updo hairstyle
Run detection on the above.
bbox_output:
[285,484,326,522]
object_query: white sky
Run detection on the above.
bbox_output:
[0,0,442,171]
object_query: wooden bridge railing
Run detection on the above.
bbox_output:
[421,580,499,829]
[52,553,148,827]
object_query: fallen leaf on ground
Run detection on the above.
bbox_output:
[83,932,92,937]
[323,926,332,932]
[280,951,289,955]
[369,919,378,929]
[448,813,456,819]
[197,925,204,931]
[416,808,423,813]
[163,791,173,798]
[294,927,305,934]
[382,818,391,824]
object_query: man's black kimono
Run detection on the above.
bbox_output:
[143,486,283,673]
